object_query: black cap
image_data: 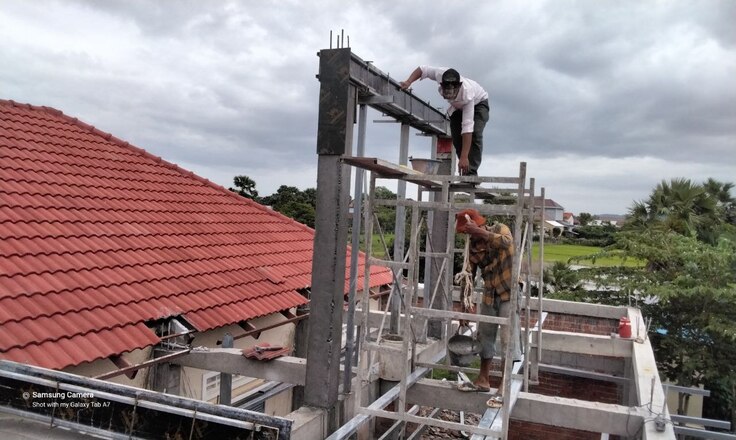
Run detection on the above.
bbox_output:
[441,68,461,85]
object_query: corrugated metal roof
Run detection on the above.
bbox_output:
[0,100,392,370]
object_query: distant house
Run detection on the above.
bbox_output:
[533,197,565,222]
[533,197,566,238]
[593,214,626,227]
[0,100,392,413]
[563,212,575,225]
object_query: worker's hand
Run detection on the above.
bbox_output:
[458,156,470,175]
[399,80,411,90]
[463,222,487,238]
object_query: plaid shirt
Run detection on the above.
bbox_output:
[468,223,514,303]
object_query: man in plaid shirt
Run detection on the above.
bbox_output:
[457,216,520,408]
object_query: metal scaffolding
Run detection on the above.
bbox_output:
[309,46,546,438]
[339,157,545,439]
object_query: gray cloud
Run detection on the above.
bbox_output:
[1,0,733,214]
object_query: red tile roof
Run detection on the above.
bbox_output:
[533,196,564,209]
[0,100,392,370]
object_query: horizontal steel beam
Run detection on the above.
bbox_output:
[673,426,736,440]
[0,360,291,439]
[670,414,731,430]
[663,383,711,397]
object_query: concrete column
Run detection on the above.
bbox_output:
[306,48,354,411]
[151,349,181,396]
[219,333,233,405]
[292,303,310,410]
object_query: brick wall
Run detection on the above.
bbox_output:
[532,372,621,403]
[509,420,620,440]
[493,371,622,439]
[528,310,619,336]
[488,371,621,404]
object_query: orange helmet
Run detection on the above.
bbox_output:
[455,209,486,233]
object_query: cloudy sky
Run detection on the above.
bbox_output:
[2,0,734,215]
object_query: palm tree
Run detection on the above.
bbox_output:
[231,175,259,200]
[544,261,583,293]
[703,178,736,225]
[628,178,721,243]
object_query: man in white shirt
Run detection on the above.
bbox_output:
[400,66,489,176]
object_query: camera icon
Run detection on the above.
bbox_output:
[22,392,30,400]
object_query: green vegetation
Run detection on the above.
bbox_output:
[532,243,644,267]
[552,177,736,424]
[358,233,393,258]
[229,176,318,228]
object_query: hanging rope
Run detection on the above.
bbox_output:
[453,215,475,312]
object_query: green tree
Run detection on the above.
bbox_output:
[373,186,399,233]
[573,178,736,423]
[703,178,736,226]
[260,185,317,228]
[280,200,315,228]
[572,224,617,246]
[574,230,736,422]
[620,232,735,418]
[578,212,593,226]
[230,175,259,201]
[626,178,722,244]
[544,261,584,298]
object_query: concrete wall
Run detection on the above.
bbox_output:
[63,346,152,389]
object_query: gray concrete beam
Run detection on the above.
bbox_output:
[541,350,626,376]
[528,298,628,320]
[406,378,491,413]
[512,392,642,436]
[168,348,306,385]
[406,380,659,438]
[628,308,677,439]
[538,329,632,358]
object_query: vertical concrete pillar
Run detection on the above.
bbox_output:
[305,48,354,411]
[151,349,181,396]
[219,333,233,405]
[292,303,310,410]
[427,139,452,339]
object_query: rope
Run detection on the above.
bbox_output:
[453,215,475,312]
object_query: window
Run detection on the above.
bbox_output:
[201,371,256,402]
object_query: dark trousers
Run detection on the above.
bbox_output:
[450,99,489,176]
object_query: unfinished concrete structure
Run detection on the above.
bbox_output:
[289,47,679,439]
[5,47,728,439]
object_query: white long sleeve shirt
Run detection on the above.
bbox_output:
[420,65,489,134]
